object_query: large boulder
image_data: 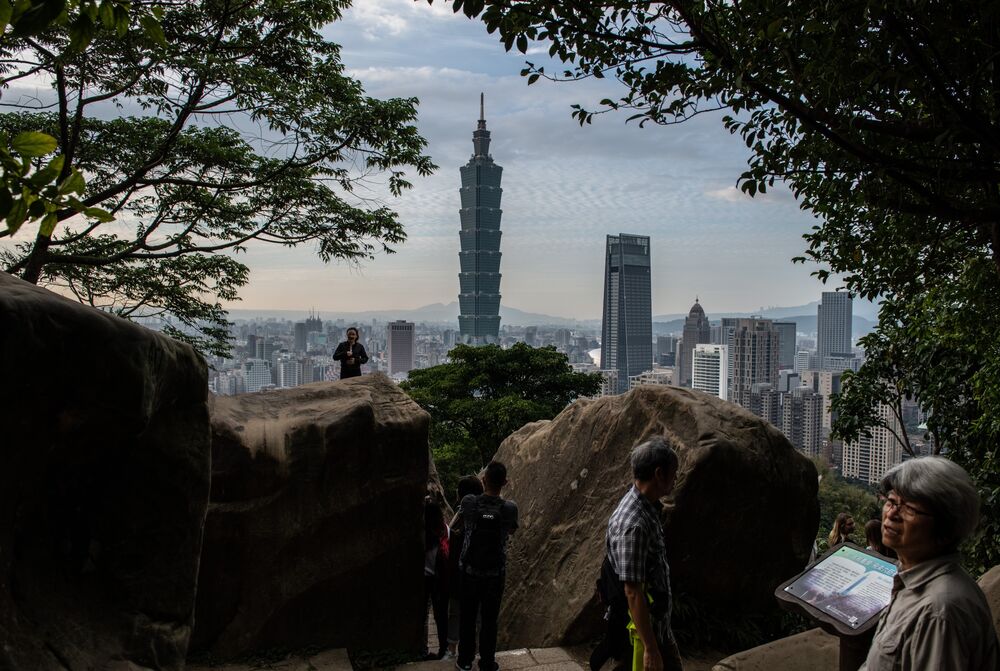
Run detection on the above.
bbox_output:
[978,564,1000,640]
[494,385,818,648]
[191,374,430,659]
[0,272,211,670]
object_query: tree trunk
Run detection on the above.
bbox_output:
[21,234,51,284]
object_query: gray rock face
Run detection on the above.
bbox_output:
[494,385,819,648]
[192,374,430,659]
[0,272,211,670]
[979,564,1000,641]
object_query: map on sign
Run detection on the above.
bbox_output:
[783,546,897,629]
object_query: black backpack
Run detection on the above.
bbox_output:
[462,495,506,573]
[596,555,628,609]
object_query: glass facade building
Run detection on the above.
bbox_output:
[457,94,503,344]
[600,234,652,394]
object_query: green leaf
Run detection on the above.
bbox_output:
[82,206,114,222]
[11,131,57,157]
[140,14,166,47]
[38,211,58,237]
[98,0,113,28]
[0,0,13,33]
[5,197,27,234]
[58,169,85,195]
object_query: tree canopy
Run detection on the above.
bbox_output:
[432,0,1000,571]
[2,0,435,355]
[401,343,602,501]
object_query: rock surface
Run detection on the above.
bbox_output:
[494,385,819,648]
[0,272,211,670]
[711,628,838,671]
[979,564,1000,640]
[191,374,430,659]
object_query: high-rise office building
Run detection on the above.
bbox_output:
[677,299,711,388]
[243,358,272,393]
[387,320,416,377]
[600,233,652,394]
[774,321,797,370]
[800,370,843,435]
[729,318,781,410]
[817,292,853,360]
[458,94,503,345]
[276,356,302,388]
[692,344,728,400]
[293,321,308,353]
[749,383,782,426]
[781,386,824,457]
[842,403,905,484]
[657,335,677,367]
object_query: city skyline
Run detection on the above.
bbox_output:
[211,0,858,318]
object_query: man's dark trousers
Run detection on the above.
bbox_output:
[457,572,504,670]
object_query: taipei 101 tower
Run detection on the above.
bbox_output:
[457,94,503,345]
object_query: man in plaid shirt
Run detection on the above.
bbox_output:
[606,436,684,671]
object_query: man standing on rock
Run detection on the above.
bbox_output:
[455,461,519,671]
[606,436,684,671]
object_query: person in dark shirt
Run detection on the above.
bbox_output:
[454,462,518,671]
[332,326,368,379]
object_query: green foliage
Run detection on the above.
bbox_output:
[431,0,1000,572]
[2,0,435,355]
[401,343,602,504]
[0,1,140,243]
[813,459,879,554]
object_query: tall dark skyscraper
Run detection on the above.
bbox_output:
[600,233,652,394]
[457,94,503,345]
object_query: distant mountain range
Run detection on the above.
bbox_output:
[227,298,879,336]
[227,302,582,327]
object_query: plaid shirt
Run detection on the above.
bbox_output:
[606,485,673,638]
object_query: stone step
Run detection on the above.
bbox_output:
[401,647,583,671]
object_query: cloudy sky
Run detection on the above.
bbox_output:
[9,0,844,320]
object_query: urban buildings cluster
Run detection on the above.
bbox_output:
[196,96,924,490]
[597,262,930,484]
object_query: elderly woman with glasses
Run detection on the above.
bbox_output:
[860,457,999,671]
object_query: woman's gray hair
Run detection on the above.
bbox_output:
[631,435,680,482]
[880,456,980,550]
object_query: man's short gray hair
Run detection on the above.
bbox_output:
[631,435,680,482]
[880,456,980,550]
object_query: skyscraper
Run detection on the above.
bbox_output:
[387,320,416,377]
[677,299,711,388]
[729,318,781,409]
[692,344,728,400]
[817,292,853,360]
[458,94,503,345]
[774,321,797,370]
[842,403,905,484]
[781,386,824,457]
[600,233,652,394]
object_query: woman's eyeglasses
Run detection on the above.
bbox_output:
[879,493,933,520]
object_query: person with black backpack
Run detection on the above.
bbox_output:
[454,462,519,671]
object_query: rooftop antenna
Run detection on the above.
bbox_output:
[480,92,485,122]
